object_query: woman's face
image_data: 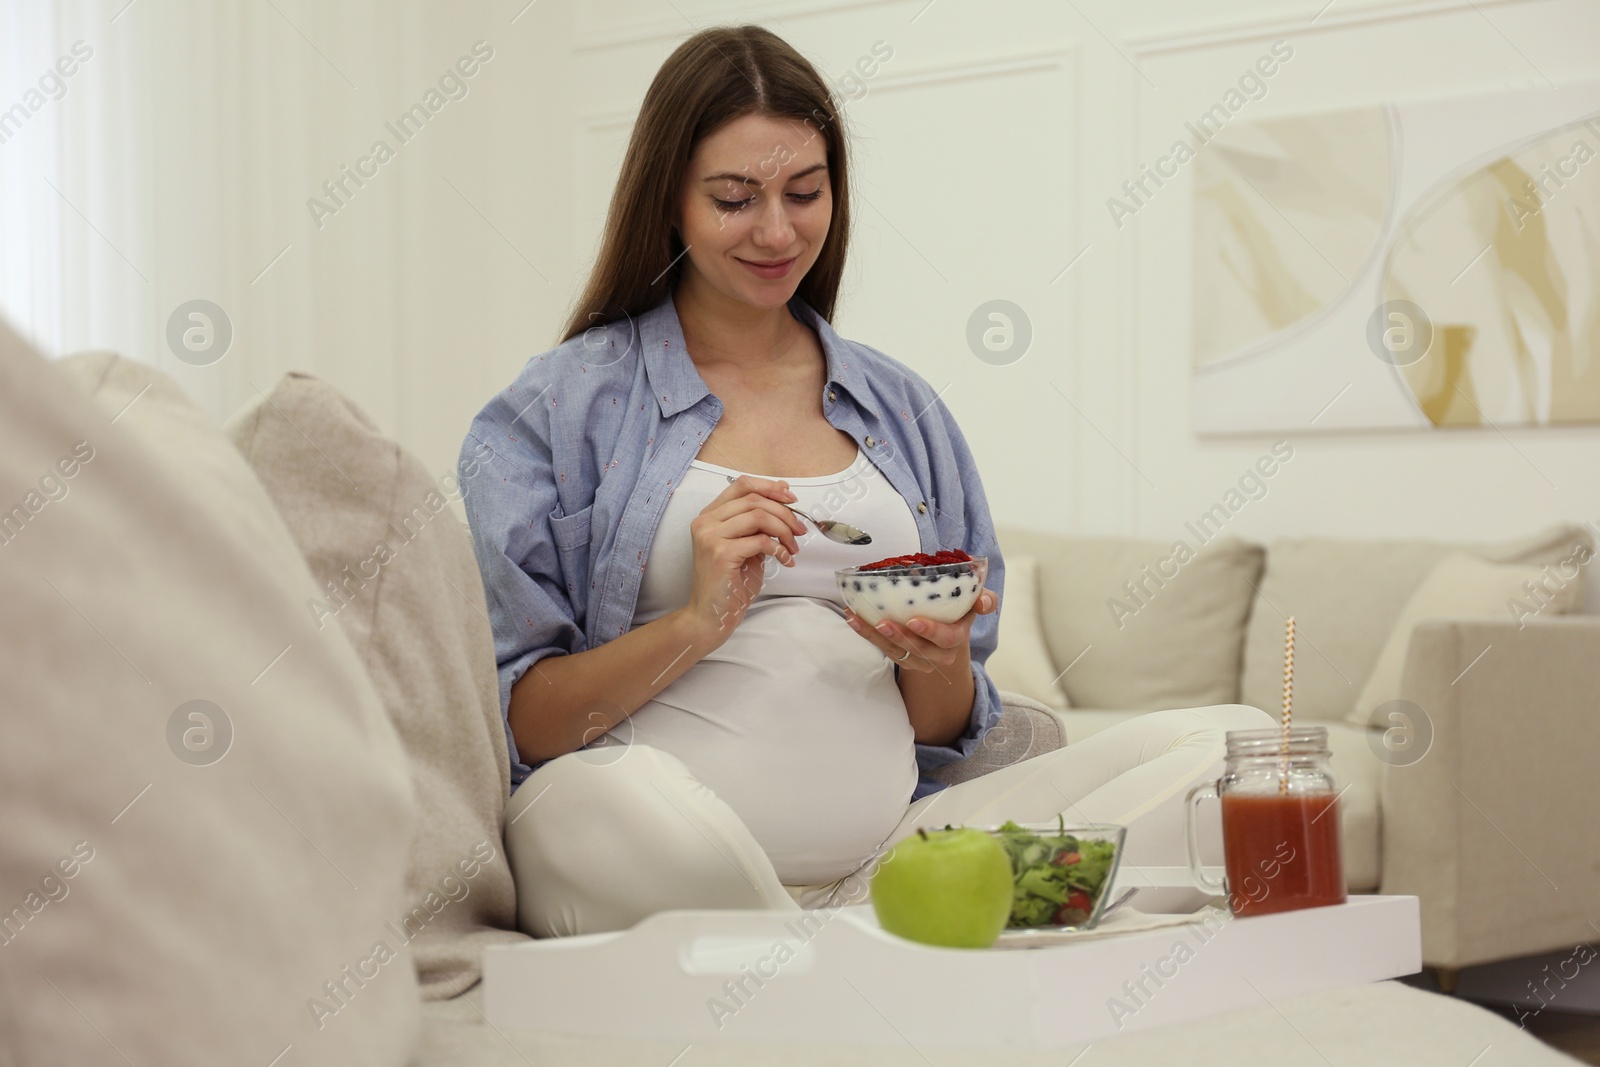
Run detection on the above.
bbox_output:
[676,112,831,311]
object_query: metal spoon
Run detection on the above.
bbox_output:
[1099,886,1139,920]
[724,474,871,545]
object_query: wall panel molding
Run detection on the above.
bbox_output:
[572,38,1088,532]
[575,0,908,53]
[578,45,1080,133]
[1125,0,1532,56]
[844,46,1078,95]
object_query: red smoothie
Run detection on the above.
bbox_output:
[1220,792,1346,917]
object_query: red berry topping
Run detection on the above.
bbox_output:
[858,549,973,571]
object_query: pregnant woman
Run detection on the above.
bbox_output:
[461,25,1273,937]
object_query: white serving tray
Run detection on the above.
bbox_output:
[483,895,1421,1047]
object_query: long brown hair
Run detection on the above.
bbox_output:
[559,25,850,343]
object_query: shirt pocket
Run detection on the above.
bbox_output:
[549,503,594,620]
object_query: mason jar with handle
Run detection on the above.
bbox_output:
[1184,726,1347,917]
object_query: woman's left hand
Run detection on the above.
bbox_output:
[844,588,998,672]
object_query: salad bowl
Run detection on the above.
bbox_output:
[979,820,1126,932]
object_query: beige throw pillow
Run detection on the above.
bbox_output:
[230,372,527,998]
[998,527,1265,709]
[1241,526,1592,722]
[1346,551,1582,727]
[4,345,419,1065]
[986,555,1070,711]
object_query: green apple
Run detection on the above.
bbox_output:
[870,827,1013,949]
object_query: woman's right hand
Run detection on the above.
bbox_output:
[682,474,807,644]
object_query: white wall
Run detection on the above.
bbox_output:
[5,0,1597,554]
[1117,0,1600,554]
[498,0,1600,567]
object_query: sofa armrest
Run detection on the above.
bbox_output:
[924,691,1065,788]
[1380,616,1600,969]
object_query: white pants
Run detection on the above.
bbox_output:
[503,703,1275,937]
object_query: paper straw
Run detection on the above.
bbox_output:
[1280,615,1295,795]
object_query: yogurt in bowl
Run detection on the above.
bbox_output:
[835,551,988,627]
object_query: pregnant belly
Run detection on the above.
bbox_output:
[607,599,919,884]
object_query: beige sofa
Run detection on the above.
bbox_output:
[996,526,1600,979]
[2,328,1582,1065]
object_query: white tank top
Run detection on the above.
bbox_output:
[611,449,923,884]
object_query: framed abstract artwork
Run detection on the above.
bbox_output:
[1190,81,1600,433]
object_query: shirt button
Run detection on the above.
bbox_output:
[917,502,928,514]
[827,390,836,402]
[864,435,876,447]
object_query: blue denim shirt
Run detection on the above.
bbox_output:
[459,291,1005,800]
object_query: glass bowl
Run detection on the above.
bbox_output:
[835,555,988,627]
[975,820,1126,931]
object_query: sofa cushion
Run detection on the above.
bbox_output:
[230,372,527,997]
[998,528,1264,709]
[985,555,1070,710]
[2,346,419,1064]
[1347,551,1583,729]
[1241,524,1592,723]
[1055,708,1379,892]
